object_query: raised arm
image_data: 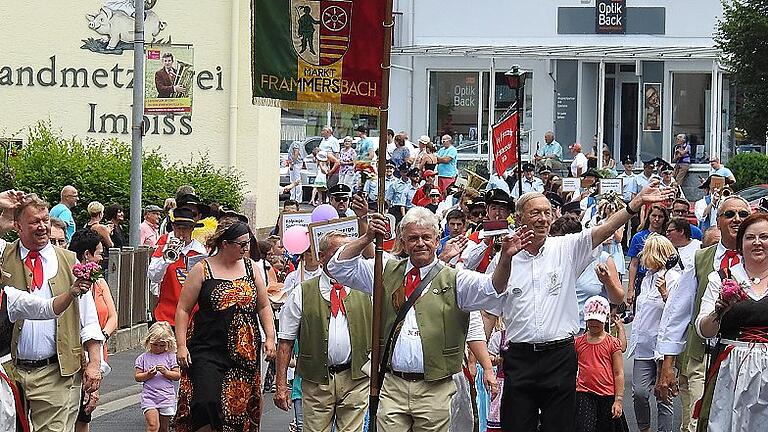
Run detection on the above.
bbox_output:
[592,180,672,248]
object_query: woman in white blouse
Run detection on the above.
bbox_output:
[695,212,768,432]
[628,234,680,432]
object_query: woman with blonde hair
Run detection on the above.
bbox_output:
[629,234,680,432]
[85,201,114,248]
[175,218,276,432]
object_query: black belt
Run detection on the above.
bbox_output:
[507,336,575,352]
[14,355,58,369]
[328,363,351,374]
[388,369,425,382]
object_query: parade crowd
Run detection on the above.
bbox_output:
[0,126,765,432]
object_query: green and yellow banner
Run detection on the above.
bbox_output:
[252,0,385,113]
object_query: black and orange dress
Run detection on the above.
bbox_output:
[175,259,263,432]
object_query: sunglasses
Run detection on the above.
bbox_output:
[50,238,67,246]
[470,211,486,217]
[332,196,349,202]
[719,210,750,219]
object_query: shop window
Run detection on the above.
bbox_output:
[671,73,711,163]
[481,71,533,158]
[280,108,379,142]
[428,71,482,154]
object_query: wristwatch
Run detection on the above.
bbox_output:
[102,330,111,341]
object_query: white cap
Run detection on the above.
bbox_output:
[583,295,610,323]
[316,151,328,161]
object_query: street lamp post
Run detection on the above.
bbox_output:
[505,65,527,197]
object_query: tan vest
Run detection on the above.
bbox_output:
[2,240,82,376]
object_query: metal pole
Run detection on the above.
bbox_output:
[597,60,606,170]
[488,58,496,177]
[129,1,145,246]
[368,1,394,430]
[516,82,523,197]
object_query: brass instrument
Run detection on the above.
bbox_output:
[721,186,733,198]
[465,169,488,191]
[172,60,194,98]
[163,236,184,263]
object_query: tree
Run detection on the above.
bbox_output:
[715,0,768,143]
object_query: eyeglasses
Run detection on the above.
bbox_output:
[470,211,485,217]
[665,228,680,235]
[227,239,251,248]
[50,238,67,246]
[719,210,750,219]
[332,196,349,202]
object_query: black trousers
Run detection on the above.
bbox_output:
[501,341,577,432]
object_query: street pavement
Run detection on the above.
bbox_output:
[90,348,292,431]
[91,333,680,432]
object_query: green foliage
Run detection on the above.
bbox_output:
[726,151,768,191]
[715,0,768,143]
[8,122,245,226]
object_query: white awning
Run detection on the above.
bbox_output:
[391,44,719,61]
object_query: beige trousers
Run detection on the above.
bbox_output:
[679,356,706,432]
[302,369,369,432]
[377,374,457,432]
[16,363,81,432]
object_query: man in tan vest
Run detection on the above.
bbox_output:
[656,195,751,431]
[327,207,532,431]
[1,194,103,432]
[274,231,372,432]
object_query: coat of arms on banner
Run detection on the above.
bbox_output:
[82,0,171,55]
[291,0,352,66]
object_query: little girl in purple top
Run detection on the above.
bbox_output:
[135,322,180,432]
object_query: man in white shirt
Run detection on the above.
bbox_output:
[656,196,751,432]
[569,143,588,177]
[708,156,735,184]
[510,163,544,199]
[319,126,340,156]
[617,157,637,202]
[496,183,671,432]
[634,159,660,192]
[1,194,103,432]
[666,217,702,270]
[327,207,529,431]
[274,232,371,432]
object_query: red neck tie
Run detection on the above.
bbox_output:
[721,250,740,270]
[24,250,44,291]
[404,267,421,298]
[330,282,347,317]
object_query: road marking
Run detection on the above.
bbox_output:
[92,389,141,419]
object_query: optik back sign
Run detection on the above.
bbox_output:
[596,0,626,34]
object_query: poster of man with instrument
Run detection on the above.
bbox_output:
[145,44,194,114]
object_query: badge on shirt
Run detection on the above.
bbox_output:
[511,287,522,296]
[547,272,561,296]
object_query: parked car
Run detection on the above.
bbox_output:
[736,144,765,155]
[737,184,768,212]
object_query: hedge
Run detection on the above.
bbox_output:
[5,122,246,226]
[726,152,768,192]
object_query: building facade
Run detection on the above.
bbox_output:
[388,0,735,182]
[0,0,280,227]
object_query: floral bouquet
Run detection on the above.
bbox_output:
[720,278,749,305]
[73,262,104,283]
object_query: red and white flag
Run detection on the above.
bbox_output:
[491,112,519,176]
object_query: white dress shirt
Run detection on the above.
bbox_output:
[4,286,59,322]
[511,177,544,199]
[617,172,637,201]
[695,262,766,339]
[628,269,681,360]
[282,265,323,296]
[677,239,702,271]
[500,229,594,344]
[16,243,103,361]
[147,234,208,284]
[694,196,718,228]
[278,272,360,366]
[656,242,728,356]
[327,250,503,373]
[466,311,485,343]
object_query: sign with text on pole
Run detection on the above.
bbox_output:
[144,44,194,115]
[251,0,385,114]
[491,111,519,177]
[596,0,626,34]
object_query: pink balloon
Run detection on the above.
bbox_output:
[311,204,338,223]
[283,225,310,255]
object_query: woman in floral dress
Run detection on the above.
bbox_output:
[175,219,276,432]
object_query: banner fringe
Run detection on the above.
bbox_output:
[252,97,380,115]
